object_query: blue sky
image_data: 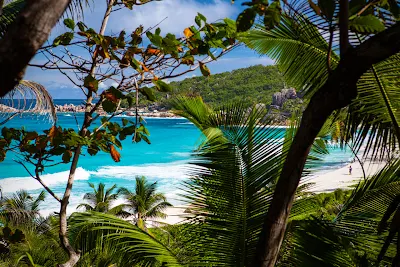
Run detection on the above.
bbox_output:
[25,0,274,99]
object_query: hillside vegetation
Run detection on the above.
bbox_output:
[141,65,287,108]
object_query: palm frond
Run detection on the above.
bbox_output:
[332,159,400,264]
[172,96,337,266]
[0,0,24,38]
[69,212,183,267]
[0,80,57,124]
[345,53,400,159]
[278,218,361,267]
[241,14,338,96]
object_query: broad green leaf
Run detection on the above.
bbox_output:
[195,15,202,27]
[198,12,207,22]
[264,2,281,29]
[102,100,117,113]
[236,8,256,32]
[63,18,75,30]
[53,32,74,46]
[349,15,385,34]
[77,21,87,31]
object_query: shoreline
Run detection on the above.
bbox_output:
[2,158,387,224]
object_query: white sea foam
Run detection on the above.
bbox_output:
[90,162,190,180]
[0,167,90,193]
[170,152,192,157]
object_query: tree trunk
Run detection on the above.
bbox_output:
[57,2,115,266]
[254,22,400,267]
[58,148,82,267]
[0,0,72,97]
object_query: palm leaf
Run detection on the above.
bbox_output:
[345,53,400,159]
[0,0,24,38]
[69,212,183,267]
[241,14,339,96]
[172,97,331,266]
[0,80,57,124]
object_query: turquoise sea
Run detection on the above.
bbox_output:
[0,100,354,215]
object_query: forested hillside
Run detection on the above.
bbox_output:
[147,65,287,108]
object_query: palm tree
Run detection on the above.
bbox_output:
[118,176,172,228]
[77,182,125,215]
[0,190,45,225]
[240,2,400,263]
[67,98,335,266]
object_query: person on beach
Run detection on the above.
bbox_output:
[349,165,352,175]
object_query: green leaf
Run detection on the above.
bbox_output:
[153,80,173,92]
[236,8,257,32]
[53,32,74,46]
[141,134,151,144]
[122,118,129,126]
[130,58,142,72]
[198,12,207,22]
[349,15,385,34]
[77,21,87,31]
[140,87,156,101]
[264,2,281,29]
[102,100,117,113]
[63,18,75,30]
[83,75,99,92]
[195,15,202,27]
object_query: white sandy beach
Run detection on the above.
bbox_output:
[307,160,386,193]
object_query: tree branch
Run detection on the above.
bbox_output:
[0,0,72,97]
[255,21,400,267]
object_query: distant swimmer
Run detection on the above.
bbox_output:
[349,165,352,175]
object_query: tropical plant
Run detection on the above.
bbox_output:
[67,97,336,266]
[0,190,45,226]
[77,182,126,215]
[0,1,238,265]
[238,0,400,264]
[69,212,183,267]
[118,176,172,228]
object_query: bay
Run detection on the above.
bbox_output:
[0,99,353,215]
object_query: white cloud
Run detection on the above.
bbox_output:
[108,0,238,35]
[98,82,108,90]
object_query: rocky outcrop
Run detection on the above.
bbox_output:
[271,88,297,108]
[55,104,86,112]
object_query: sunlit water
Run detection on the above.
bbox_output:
[0,100,354,215]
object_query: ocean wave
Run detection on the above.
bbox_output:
[177,122,193,125]
[170,152,192,157]
[90,161,190,180]
[0,167,90,193]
